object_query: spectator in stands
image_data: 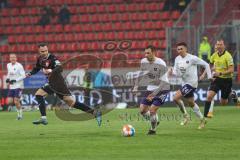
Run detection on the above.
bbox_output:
[163,0,191,12]
[198,36,211,62]
[38,6,51,27]
[58,4,71,26]
[0,0,8,8]
[178,0,191,12]
[42,5,55,18]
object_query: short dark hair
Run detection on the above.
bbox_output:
[176,42,187,48]
[38,43,48,48]
[145,45,156,52]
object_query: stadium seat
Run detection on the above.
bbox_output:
[17,35,26,43]
[34,26,44,33]
[8,36,16,44]
[108,4,116,13]
[65,34,74,42]
[88,5,98,14]
[55,25,63,33]
[9,45,18,53]
[162,12,170,20]
[14,26,23,34]
[128,4,137,12]
[30,7,39,15]
[73,24,81,32]
[118,4,127,12]
[25,35,35,43]
[1,8,9,17]
[11,8,19,16]
[98,5,106,13]
[91,14,99,23]
[171,11,181,20]
[21,8,29,15]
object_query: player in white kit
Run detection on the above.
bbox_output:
[168,42,212,129]
[6,54,26,120]
[130,45,170,135]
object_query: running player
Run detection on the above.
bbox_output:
[26,43,101,126]
[130,45,170,135]
[6,54,25,120]
[204,39,239,118]
[168,42,212,129]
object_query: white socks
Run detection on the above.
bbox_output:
[209,100,214,112]
[17,108,23,118]
[193,103,203,119]
[150,113,159,131]
[41,116,47,120]
[141,111,150,121]
[177,100,187,115]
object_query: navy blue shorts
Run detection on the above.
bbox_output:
[140,90,169,107]
[180,84,196,98]
[8,89,22,98]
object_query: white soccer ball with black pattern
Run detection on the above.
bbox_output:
[122,124,135,137]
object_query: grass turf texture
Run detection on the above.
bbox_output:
[0,106,240,160]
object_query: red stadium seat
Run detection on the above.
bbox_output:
[117,32,125,40]
[79,15,90,23]
[99,14,110,22]
[122,22,132,30]
[17,35,26,43]
[88,5,97,14]
[55,24,63,33]
[118,4,127,12]
[34,26,44,33]
[138,3,146,12]
[73,24,81,32]
[98,5,106,13]
[30,7,39,15]
[108,4,116,13]
[15,26,24,34]
[19,45,27,53]
[11,8,19,16]
[133,22,142,30]
[155,21,163,29]
[21,8,29,15]
[162,12,170,20]
[36,34,45,43]
[24,35,34,43]
[64,24,72,32]
[152,12,161,21]
[49,43,58,52]
[102,23,112,31]
[145,21,154,30]
[44,25,52,33]
[9,45,18,53]
[125,32,134,40]
[111,13,119,22]
[128,4,138,12]
[65,34,74,42]
[1,8,9,17]
[31,16,39,24]
[94,23,102,31]
[45,34,55,43]
[78,6,87,14]
[171,11,181,20]
[96,32,105,40]
[22,17,31,25]
[71,15,79,23]
[114,22,122,31]
[8,36,17,43]
[24,26,34,34]
[12,17,21,25]
[91,14,99,23]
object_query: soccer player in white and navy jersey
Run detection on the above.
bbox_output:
[130,45,170,135]
[168,42,212,129]
[6,54,26,120]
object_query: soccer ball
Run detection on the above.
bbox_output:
[122,124,135,137]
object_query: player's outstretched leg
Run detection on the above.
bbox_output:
[147,105,161,135]
[173,91,189,126]
[33,95,48,125]
[72,100,102,126]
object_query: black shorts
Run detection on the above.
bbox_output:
[41,83,71,100]
[209,77,232,99]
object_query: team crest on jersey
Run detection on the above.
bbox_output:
[186,61,189,64]
[154,68,157,71]
[45,60,50,67]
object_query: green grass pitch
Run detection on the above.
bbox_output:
[0,106,240,160]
